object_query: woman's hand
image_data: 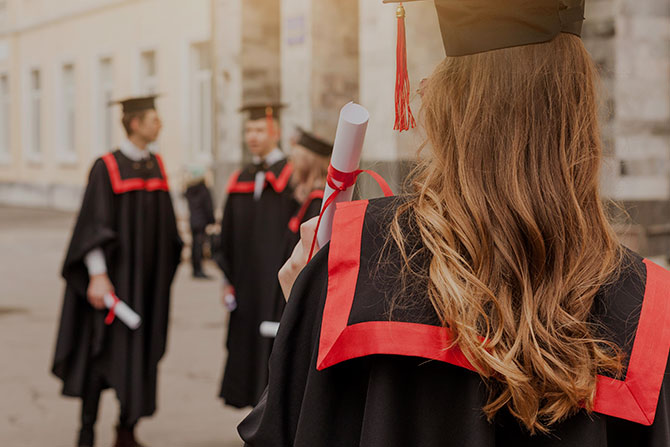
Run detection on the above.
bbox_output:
[278,217,320,301]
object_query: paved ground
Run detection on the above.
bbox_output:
[0,207,248,447]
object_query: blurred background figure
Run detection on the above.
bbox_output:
[215,103,297,409]
[52,96,182,447]
[284,127,331,266]
[184,165,215,279]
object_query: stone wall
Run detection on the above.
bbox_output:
[582,0,670,257]
[280,0,358,144]
[212,0,282,206]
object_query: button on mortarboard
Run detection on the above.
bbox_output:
[111,95,159,114]
[295,127,333,157]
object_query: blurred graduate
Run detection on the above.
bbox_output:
[52,96,182,447]
[215,103,298,408]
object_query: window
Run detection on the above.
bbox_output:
[190,42,212,160]
[28,69,41,158]
[0,74,9,160]
[59,63,76,161]
[140,50,157,95]
[97,57,114,154]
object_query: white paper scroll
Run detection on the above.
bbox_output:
[316,102,370,248]
[104,293,142,330]
[259,321,280,338]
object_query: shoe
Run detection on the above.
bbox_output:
[192,270,212,280]
[77,425,94,446]
[113,425,145,447]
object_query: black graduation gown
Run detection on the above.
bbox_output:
[285,190,324,258]
[239,196,670,447]
[216,158,298,408]
[184,180,215,232]
[276,190,324,309]
[52,150,182,422]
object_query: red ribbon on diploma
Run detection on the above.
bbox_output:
[104,293,120,325]
[308,164,394,262]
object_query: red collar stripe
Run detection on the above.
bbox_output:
[317,199,474,372]
[592,258,670,425]
[226,162,294,195]
[101,153,169,194]
[289,190,325,233]
[266,162,293,193]
[226,170,255,194]
[317,200,670,425]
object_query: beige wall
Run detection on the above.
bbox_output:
[0,0,212,209]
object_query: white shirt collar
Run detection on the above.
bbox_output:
[252,148,284,167]
[120,139,151,161]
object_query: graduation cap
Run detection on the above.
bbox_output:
[111,95,159,114]
[239,103,287,122]
[383,0,586,131]
[383,0,585,57]
[295,127,333,157]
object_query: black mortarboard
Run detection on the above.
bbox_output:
[239,103,287,122]
[295,128,333,157]
[111,95,159,114]
[383,0,585,57]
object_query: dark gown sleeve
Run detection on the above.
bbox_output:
[304,198,322,222]
[238,245,331,446]
[204,186,215,226]
[215,195,235,283]
[61,158,118,298]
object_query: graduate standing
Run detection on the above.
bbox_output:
[52,96,182,447]
[239,1,670,446]
[284,128,332,268]
[184,167,215,279]
[215,104,297,408]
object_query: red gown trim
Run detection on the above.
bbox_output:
[225,170,255,194]
[317,199,670,425]
[289,190,325,233]
[226,162,294,195]
[101,152,169,194]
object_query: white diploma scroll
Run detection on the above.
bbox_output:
[259,321,280,338]
[316,102,370,248]
[104,293,142,330]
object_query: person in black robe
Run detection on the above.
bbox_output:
[284,127,332,260]
[184,170,215,279]
[258,128,333,338]
[240,198,670,447]
[238,1,670,445]
[52,96,182,447]
[215,103,298,408]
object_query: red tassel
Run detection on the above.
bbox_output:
[394,3,416,132]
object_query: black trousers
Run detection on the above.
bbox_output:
[191,229,206,273]
[81,361,137,431]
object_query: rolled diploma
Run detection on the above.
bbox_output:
[316,102,370,248]
[259,321,280,338]
[104,293,142,330]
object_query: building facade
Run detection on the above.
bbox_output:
[0,0,213,209]
[211,0,669,257]
[0,0,668,256]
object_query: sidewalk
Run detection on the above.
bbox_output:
[0,207,247,447]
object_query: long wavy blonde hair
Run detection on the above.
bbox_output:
[390,34,623,433]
